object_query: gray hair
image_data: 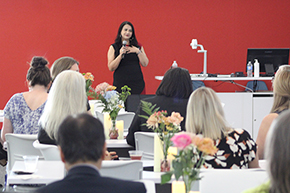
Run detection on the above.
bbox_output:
[39,70,87,140]
[265,109,290,193]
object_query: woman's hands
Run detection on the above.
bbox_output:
[108,45,149,71]
[104,151,118,160]
[119,46,140,56]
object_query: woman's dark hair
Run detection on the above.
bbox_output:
[26,56,51,87]
[114,21,139,47]
[156,67,193,99]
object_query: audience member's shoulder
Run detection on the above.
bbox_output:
[9,93,23,100]
[231,128,254,140]
[103,177,146,193]
[242,181,270,193]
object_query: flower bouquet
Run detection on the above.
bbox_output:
[93,82,131,139]
[161,132,217,192]
[83,72,95,97]
[140,101,183,171]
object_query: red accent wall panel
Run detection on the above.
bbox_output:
[0,0,289,108]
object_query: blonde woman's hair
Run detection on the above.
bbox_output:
[39,70,87,140]
[271,66,290,113]
[50,57,79,82]
[185,87,230,140]
[265,110,290,193]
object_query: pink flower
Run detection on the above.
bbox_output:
[167,112,184,125]
[95,82,109,94]
[171,133,192,150]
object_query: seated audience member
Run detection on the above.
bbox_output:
[186,87,259,168]
[243,110,290,193]
[38,70,87,145]
[38,70,116,160]
[256,65,290,159]
[126,67,193,147]
[50,56,79,82]
[1,56,51,142]
[49,56,91,112]
[35,113,146,193]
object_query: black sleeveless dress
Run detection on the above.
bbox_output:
[112,43,145,94]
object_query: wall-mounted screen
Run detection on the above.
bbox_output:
[246,48,289,76]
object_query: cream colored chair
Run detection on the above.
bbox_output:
[95,111,105,124]
[199,169,269,193]
[5,134,43,171]
[100,160,143,180]
[259,159,267,170]
[134,132,156,160]
[33,140,61,161]
[116,112,135,133]
[96,111,135,133]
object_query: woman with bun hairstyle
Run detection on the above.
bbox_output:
[1,56,51,142]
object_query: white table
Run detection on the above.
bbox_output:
[7,161,65,186]
[155,75,273,81]
[8,160,152,185]
[106,139,132,148]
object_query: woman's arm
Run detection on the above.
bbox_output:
[256,113,278,160]
[138,46,149,67]
[1,118,13,143]
[107,45,126,71]
[248,154,259,168]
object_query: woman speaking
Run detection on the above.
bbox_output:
[107,21,149,94]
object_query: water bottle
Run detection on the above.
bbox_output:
[254,59,260,77]
[171,61,178,68]
[247,61,253,77]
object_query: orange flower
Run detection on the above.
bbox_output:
[191,135,203,147]
[147,114,158,128]
[106,85,116,91]
[196,138,217,155]
[83,72,94,81]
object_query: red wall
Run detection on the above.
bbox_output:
[0,0,289,108]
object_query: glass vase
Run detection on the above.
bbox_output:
[183,175,194,193]
[109,119,119,139]
[160,158,170,172]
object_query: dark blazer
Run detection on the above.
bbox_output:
[126,95,189,147]
[35,165,146,193]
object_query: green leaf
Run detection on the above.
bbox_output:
[161,172,173,184]
[139,115,150,120]
[140,101,160,116]
[172,160,183,180]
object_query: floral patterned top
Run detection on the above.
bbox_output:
[4,93,46,134]
[203,128,257,169]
